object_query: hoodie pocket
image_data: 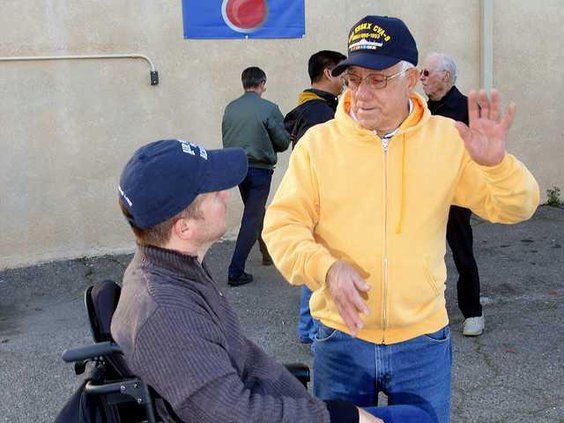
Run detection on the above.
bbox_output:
[387,259,445,328]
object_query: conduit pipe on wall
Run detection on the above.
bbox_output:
[481,0,493,93]
[0,53,159,85]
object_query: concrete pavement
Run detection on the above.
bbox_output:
[0,205,562,422]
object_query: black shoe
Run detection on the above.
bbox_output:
[262,255,273,266]
[228,272,253,287]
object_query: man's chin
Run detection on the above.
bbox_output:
[356,116,379,131]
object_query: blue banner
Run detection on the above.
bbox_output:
[182,0,305,39]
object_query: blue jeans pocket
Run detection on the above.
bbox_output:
[314,322,339,342]
[422,326,450,343]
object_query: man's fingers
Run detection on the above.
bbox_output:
[467,89,479,122]
[454,121,470,141]
[479,89,489,119]
[489,88,500,121]
[358,408,385,423]
[353,276,371,292]
[501,102,516,132]
[327,261,370,335]
[338,304,362,336]
[336,290,367,334]
[348,275,370,314]
[348,287,370,315]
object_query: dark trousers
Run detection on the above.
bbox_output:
[446,205,482,318]
[228,167,273,278]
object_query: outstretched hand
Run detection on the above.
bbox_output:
[454,88,515,167]
[326,260,370,337]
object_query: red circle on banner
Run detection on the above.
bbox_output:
[223,0,267,31]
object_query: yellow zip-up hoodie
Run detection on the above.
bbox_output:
[263,91,539,344]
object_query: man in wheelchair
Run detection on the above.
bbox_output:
[111,139,431,422]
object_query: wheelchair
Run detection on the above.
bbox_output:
[56,280,310,422]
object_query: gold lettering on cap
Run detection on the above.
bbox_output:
[349,22,392,44]
[353,22,373,34]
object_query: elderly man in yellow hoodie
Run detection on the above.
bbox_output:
[263,15,539,423]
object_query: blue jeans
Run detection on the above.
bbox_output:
[313,323,452,423]
[298,286,318,343]
[228,167,273,278]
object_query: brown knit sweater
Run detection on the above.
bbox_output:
[111,245,342,422]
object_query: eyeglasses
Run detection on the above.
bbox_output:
[343,68,409,90]
[420,68,445,77]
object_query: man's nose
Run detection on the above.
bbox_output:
[355,79,374,98]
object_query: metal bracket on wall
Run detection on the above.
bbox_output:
[0,53,159,86]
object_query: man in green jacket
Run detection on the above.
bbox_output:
[222,66,290,286]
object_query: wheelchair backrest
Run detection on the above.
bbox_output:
[85,280,121,343]
[84,280,136,379]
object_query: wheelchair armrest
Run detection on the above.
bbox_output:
[62,341,123,363]
[284,363,310,388]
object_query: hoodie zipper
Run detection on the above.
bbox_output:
[381,135,391,343]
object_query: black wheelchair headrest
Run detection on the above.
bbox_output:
[87,280,121,343]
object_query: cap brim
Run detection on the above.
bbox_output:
[332,53,401,76]
[200,147,248,193]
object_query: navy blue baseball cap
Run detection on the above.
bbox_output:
[332,16,418,76]
[119,139,247,229]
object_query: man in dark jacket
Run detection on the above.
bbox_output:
[284,50,346,344]
[420,52,484,336]
[111,138,430,423]
[284,50,346,147]
[222,67,290,286]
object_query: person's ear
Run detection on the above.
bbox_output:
[406,68,419,91]
[323,67,333,80]
[443,71,451,82]
[173,217,193,241]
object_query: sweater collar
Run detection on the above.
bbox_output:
[428,85,463,110]
[135,244,211,282]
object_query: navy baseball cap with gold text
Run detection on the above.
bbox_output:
[332,15,418,76]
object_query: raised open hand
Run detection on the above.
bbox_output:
[454,89,515,167]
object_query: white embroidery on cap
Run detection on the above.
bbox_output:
[118,185,133,206]
[178,140,208,160]
[196,143,208,159]
[179,140,196,156]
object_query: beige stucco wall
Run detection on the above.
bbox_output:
[492,0,564,193]
[0,1,560,269]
